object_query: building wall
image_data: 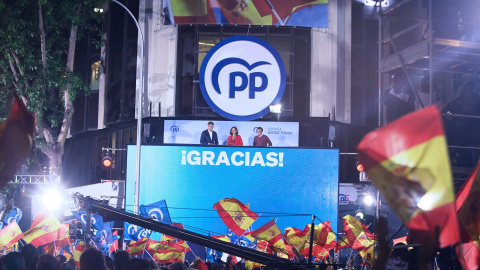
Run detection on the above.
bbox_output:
[137,0,352,122]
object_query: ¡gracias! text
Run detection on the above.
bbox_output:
[181,150,284,167]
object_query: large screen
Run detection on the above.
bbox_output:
[126,145,339,237]
[164,120,299,147]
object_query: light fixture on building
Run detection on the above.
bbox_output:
[364,0,390,7]
[269,104,282,114]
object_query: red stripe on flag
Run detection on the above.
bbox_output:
[406,201,459,247]
[357,106,444,168]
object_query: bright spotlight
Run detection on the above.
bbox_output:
[363,194,375,206]
[41,189,63,210]
[269,104,282,114]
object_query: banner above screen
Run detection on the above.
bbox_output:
[164,0,328,28]
[164,119,299,147]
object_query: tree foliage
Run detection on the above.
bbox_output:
[0,0,104,175]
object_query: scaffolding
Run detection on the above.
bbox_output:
[377,0,480,182]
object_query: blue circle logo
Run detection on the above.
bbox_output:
[199,36,286,120]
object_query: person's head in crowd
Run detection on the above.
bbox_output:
[124,258,151,270]
[230,127,238,136]
[37,254,61,270]
[80,248,107,270]
[207,122,214,132]
[113,250,130,270]
[20,244,38,270]
[256,127,263,136]
[104,256,113,270]
[63,258,76,270]
[169,261,188,270]
[56,255,67,265]
[3,252,25,270]
[146,259,158,270]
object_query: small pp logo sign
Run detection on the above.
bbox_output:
[199,36,286,121]
[170,126,180,133]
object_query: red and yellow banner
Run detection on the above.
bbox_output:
[214,198,258,236]
[357,106,459,248]
[456,162,480,269]
[23,210,65,247]
[0,220,23,249]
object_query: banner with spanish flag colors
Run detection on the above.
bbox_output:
[284,226,309,246]
[0,220,23,249]
[311,221,337,251]
[456,162,480,269]
[0,94,35,189]
[342,215,375,252]
[23,210,65,247]
[127,237,149,256]
[214,198,259,236]
[168,0,328,27]
[357,106,459,248]
[153,249,184,263]
[73,242,86,268]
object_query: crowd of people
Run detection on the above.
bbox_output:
[0,244,271,270]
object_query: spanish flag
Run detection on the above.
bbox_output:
[335,236,349,252]
[153,249,184,263]
[127,237,149,256]
[23,210,65,247]
[359,244,375,266]
[213,198,259,236]
[311,221,337,251]
[73,242,86,268]
[147,240,184,255]
[0,220,23,249]
[456,162,480,269]
[0,94,35,189]
[357,106,459,248]
[250,219,286,253]
[342,215,375,252]
[284,226,309,246]
[212,235,231,243]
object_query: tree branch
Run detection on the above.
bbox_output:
[57,4,81,146]
[37,0,47,94]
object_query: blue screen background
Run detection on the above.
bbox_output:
[126,145,339,237]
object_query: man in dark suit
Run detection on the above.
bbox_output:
[200,121,218,145]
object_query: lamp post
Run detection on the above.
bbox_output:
[111,0,144,214]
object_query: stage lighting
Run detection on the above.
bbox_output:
[363,194,375,207]
[102,151,113,168]
[364,0,389,7]
[269,104,282,114]
[41,189,63,210]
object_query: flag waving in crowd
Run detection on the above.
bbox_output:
[456,162,480,269]
[0,221,23,249]
[23,210,65,247]
[214,198,259,236]
[357,106,460,248]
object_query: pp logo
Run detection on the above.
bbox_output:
[170,126,180,132]
[147,208,164,221]
[200,35,286,120]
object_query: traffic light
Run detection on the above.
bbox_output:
[356,161,365,172]
[356,160,369,182]
[102,151,113,168]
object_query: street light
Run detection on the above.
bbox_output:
[111,0,144,214]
